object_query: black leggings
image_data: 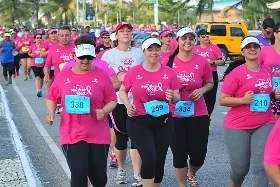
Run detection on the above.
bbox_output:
[127,114,173,183]
[62,141,109,187]
[204,71,218,119]
[112,104,136,150]
[1,63,15,77]
[171,115,209,168]
[14,55,20,73]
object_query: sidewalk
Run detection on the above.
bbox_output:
[0,89,28,187]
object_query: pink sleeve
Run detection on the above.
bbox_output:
[122,68,133,92]
[162,57,169,65]
[96,50,106,59]
[259,49,265,65]
[42,41,48,50]
[213,45,223,59]
[264,123,280,165]
[221,71,239,96]
[46,78,62,103]
[45,48,53,68]
[202,60,212,81]
[102,72,117,103]
[100,61,115,77]
[170,70,180,90]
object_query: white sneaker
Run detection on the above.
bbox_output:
[116,170,127,184]
[132,174,142,186]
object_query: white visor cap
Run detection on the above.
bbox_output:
[241,36,261,50]
[75,44,96,57]
[176,27,197,38]
[142,37,162,50]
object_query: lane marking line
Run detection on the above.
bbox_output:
[0,85,38,186]
[11,80,71,179]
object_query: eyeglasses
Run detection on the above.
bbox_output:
[264,29,272,35]
[77,55,94,60]
[50,32,57,34]
[36,37,42,39]
[200,34,210,38]
[102,37,110,39]
[244,44,260,49]
[59,25,71,30]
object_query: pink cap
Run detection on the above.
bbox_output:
[160,30,173,38]
[48,28,58,34]
[115,22,133,32]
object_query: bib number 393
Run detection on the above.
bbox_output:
[250,94,270,112]
[175,101,194,117]
[65,95,90,114]
[144,100,169,117]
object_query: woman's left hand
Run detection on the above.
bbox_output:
[165,89,174,102]
[275,89,280,100]
[96,109,105,120]
[189,88,205,101]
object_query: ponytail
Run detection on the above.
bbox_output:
[167,46,179,68]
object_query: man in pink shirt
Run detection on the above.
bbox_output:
[44,25,74,88]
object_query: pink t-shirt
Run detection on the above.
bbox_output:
[170,38,178,50]
[42,39,57,51]
[30,43,45,67]
[259,46,280,76]
[193,44,223,71]
[45,43,75,77]
[264,119,280,165]
[18,36,34,54]
[63,59,115,77]
[170,54,212,117]
[159,49,174,64]
[96,49,108,59]
[221,64,275,130]
[46,67,117,145]
[123,64,180,116]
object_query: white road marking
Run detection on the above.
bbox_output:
[221,112,228,115]
[11,80,71,179]
[0,85,38,186]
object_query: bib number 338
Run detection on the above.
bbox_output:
[144,100,169,117]
[65,95,90,114]
[250,94,270,112]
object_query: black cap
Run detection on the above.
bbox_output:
[24,28,30,32]
[197,29,210,36]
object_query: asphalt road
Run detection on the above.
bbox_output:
[0,64,276,187]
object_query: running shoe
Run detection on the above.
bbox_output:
[24,77,28,81]
[187,175,200,187]
[12,74,16,78]
[132,174,142,187]
[5,81,9,86]
[116,170,127,184]
[109,153,118,168]
[37,90,43,97]
[56,109,60,114]
[16,72,19,77]
[8,78,12,84]
[28,72,33,79]
[209,124,212,131]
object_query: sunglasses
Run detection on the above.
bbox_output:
[50,32,57,34]
[77,55,94,60]
[200,34,210,38]
[36,37,42,39]
[244,44,259,49]
[264,29,272,35]
[102,36,110,39]
[59,25,71,30]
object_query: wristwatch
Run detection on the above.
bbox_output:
[213,61,216,65]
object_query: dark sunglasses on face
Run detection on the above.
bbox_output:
[77,55,94,60]
[50,32,57,34]
[244,44,259,49]
[102,37,110,39]
[36,37,42,39]
[200,34,210,38]
[264,29,272,35]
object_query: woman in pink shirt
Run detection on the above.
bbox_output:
[119,37,180,187]
[259,22,280,120]
[167,27,214,187]
[29,33,45,97]
[264,119,280,186]
[46,35,117,187]
[17,28,34,81]
[194,29,225,129]
[159,30,174,64]
[220,36,276,187]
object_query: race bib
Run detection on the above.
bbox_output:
[250,94,270,112]
[13,51,18,56]
[22,46,29,52]
[35,58,44,64]
[65,95,90,114]
[175,101,194,117]
[50,66,54,70]
[272,77,280,90]
[144,100,169,117]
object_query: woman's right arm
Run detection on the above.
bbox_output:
[219,91,254,107]
[265,165,280,186]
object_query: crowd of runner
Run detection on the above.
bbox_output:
[1,18,280,187]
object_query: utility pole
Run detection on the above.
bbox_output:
[76,0,79,25]
[119,0,122,22]
[154,0,158,25]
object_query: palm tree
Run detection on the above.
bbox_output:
[23,0,48,27]
[41,0,77,26]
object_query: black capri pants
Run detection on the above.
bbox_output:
[1,62,15,77]
[171,115,209,168]
[204,71,218,119]
[127,113,173,183]
[112,104,136,150]
[31,66,44,79]
[14,54,20,73]
[62,141,109,187]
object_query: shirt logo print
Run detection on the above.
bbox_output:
[246,74,252,80]
[141,81,163,95]
[136,74,142,80]
[177,72,195,85]
[65,78,71,84]
[71,85,92,95]
[255,78,272,91]
[162,74,168,80]
[92,78,98,83]
[194,64,199,70]
[56,49,60,53]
